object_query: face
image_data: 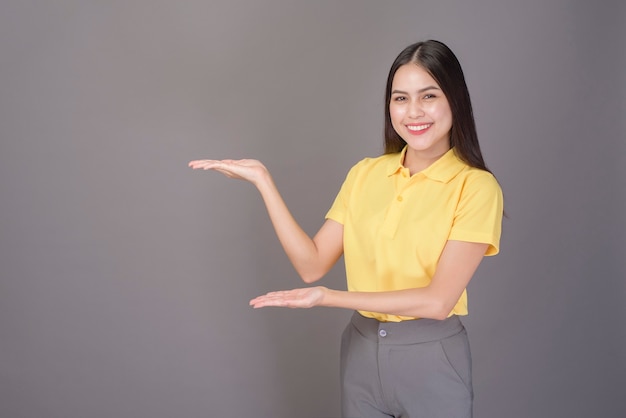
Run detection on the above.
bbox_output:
[389,64,453,167]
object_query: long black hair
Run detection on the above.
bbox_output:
[384,40,491,173]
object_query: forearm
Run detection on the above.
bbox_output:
[189,158,341,282]
[321,287,452,320]
[255,172,330,282]
[250,241,486,318]
[319,241,488,319]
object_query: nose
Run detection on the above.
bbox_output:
[408,99,424,118]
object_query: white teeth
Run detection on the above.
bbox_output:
[407,124,431,131]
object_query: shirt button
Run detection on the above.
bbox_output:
[397,196,403,202]
[379,329,387,338]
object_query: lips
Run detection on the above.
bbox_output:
[406,123,432,134]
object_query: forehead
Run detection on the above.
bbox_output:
[392,64,440,89]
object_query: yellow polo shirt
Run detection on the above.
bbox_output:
[326,147,503,322]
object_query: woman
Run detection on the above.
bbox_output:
[189,40,503,418]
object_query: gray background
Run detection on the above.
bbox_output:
[1,1,624,417]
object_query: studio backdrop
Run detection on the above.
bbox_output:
[0,1,624,417]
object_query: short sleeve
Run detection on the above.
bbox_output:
[325,163,360,225]
[448,172,504,255]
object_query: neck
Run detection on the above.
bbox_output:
[403,147,450,175]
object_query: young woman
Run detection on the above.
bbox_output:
[190,40,503,418]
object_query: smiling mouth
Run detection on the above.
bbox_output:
[406,123,432,132]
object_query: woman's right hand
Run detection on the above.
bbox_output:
[188,159,269,186]
[189,157,344,282]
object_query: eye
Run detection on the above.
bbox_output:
[423,93,436,100]
[393,96,407,102]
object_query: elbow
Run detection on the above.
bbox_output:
[430,308,452,321]
[300,270,324,284]
[297,261,332,284]
[415,287,457,320]
[425,299,454,321]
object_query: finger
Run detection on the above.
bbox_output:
[250,291,295,306]
[249,293,285,305]
[266,290,298,297]
[202,161,243,172]
[189,159,238,168]
[249,298,288,309]
[189,159,218,165]
[190,162,234,173]
[189,160,208,167]
[213,168,238,176]
[189,160,217,169]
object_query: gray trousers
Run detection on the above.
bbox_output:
[340,312,473,418]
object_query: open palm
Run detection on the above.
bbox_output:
[188,158,268,185]
[249,287,326,309]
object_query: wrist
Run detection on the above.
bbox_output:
[253,169,273,191]
[319,286,335,307]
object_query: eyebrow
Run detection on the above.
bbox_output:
[391,86,440,95]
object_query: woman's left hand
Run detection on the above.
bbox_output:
[250,286,327,309]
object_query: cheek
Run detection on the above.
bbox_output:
[430,104,453,127]
[389,105,405,124]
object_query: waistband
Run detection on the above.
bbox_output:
[350,311,464,345]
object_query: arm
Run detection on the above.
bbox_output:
[249,240,488,320]
[189,159,343,282]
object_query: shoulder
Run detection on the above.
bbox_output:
[455,164,502,193]
[445,160,504,213]
[346,153,399,177]
[334,153,399,199]
[454,166,504,216]
[465,167,500,185]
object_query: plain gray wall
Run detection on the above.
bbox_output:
[1,1,624,417]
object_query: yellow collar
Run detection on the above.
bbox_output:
[386,147,467,183]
